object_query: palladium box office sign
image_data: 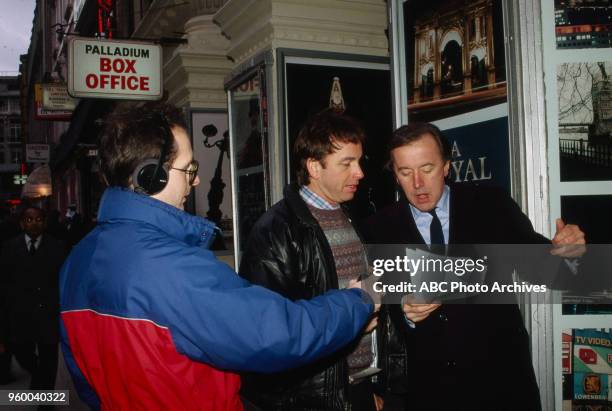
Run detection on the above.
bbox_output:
[68,37,162,100]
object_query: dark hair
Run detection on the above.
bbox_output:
[293,109,366,186]
[387,122,452,168]
[98,102,187,187]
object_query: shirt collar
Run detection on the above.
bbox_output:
[299,185,340,210]
[25,234,42,247]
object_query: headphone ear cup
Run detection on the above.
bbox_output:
[133,159,169,195]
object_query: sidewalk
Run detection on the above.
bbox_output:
[0,349,88,410]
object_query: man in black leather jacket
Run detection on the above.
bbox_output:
[239,109,381,411]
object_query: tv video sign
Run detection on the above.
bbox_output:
[68,37,162,100]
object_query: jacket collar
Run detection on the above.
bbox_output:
[284,183,319,227]
[97,187,217,248]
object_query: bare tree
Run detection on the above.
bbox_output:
[557,62,605,124]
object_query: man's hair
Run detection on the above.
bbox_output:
[387,122,452,168]
[99,102,187,187]
[293,109,366,186]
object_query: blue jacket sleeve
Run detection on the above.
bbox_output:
[148,246,373,373]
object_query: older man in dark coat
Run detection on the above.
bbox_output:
[363,123,585,411]
[0,206,66,390]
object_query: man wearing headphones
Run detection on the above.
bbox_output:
[59,102,375,411]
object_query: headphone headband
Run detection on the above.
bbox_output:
[133,113,174,195]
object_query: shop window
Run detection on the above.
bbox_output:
[9,98,20,114]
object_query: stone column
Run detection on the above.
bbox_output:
[164,15,232,108]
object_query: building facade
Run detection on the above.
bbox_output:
[0,75,23,206]
[18,1,612,409]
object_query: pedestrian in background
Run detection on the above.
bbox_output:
[0,206,66,392]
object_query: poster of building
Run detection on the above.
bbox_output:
[403,0,506,123]
[557,61,612,181]
[562,329,612,410]
[555,0,612,49]
[402,0,510,192]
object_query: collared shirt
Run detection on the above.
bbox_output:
[403,186,450,329]
[24,234,42,252]
[299,186,340,210]
[409,185,450,245]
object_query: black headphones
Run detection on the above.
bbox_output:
[132,114,173,196]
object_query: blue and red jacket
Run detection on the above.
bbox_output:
[60,187,372,410]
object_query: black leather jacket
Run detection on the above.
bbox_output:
[238,184,358,410]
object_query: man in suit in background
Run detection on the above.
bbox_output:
[0,206,66,391]
[363,123,585,411]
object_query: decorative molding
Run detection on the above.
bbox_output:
[214,0,388,66]
[164,15,232,109]
[190,0,227,16]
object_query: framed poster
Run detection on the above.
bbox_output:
[554,1,612,50]
[391,0,511,191]
[558,61,612,182]
[278,50,396,217]
[402,0,506,123]
[190,109,232,252]
[561,329,612,410]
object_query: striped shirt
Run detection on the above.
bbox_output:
[299,186,340,210]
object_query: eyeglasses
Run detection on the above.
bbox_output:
[171,159,199,185]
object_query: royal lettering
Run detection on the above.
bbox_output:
[450,141,493,183]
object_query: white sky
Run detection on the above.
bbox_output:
[0,0,36,73]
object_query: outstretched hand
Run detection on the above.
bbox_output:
[551,218,586,258]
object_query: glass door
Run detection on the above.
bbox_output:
[227,67,271,266]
